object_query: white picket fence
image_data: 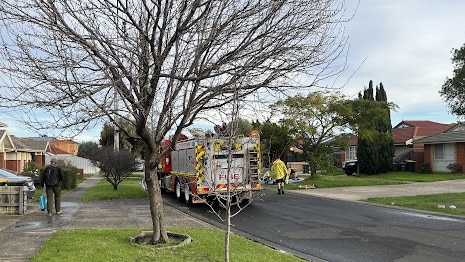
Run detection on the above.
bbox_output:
[45,155,100,174]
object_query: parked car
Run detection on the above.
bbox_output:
[342,160,357,176]
[0,168,36,198]
[133,160,144,172]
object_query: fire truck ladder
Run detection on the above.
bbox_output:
[248,148,260,183]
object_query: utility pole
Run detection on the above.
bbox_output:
[113,3,120,152]
[114,88,119,152]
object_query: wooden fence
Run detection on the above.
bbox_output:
[0,186,27,215]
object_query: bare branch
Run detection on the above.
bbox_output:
[0,0,350,244]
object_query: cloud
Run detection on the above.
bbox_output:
[340,0,465,124]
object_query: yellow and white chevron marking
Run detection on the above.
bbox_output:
[195,145,205,182]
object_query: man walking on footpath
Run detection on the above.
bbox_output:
[271,153,288,195]
[41,158,64,216]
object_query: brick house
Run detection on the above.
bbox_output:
[0,125,15,170]
[0,122,81,173]
[0,126,51,172]
[392,121,455,171]
[413,124,465,173]
[339,120,456,171]
[9,136,51,171]
[50,139,79,156]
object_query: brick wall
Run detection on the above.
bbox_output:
[456,142,465,174]
[424,144,432,167]
[0,152,4,169]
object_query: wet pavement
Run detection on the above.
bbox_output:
[2,175,465,261]
[0,175,213,262]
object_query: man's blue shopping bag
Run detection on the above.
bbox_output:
[39,193,47,211]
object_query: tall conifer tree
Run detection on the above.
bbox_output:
[357,81,394,174]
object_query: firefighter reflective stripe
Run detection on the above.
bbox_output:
[195,145,205,182]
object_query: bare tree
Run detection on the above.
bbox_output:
[0,0,349,244]
[92,146,137,190]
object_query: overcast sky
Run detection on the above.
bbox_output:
[340,0,465,126]
[3,1,465,141]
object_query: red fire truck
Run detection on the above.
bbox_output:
[158,130,262,205]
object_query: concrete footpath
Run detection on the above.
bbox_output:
[2,176,465,261]
[0,175,213,261]
[294,178,465,201]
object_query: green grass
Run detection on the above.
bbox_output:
[32,228,303,262]
[282,172,465,190]
[32,174,146,201]
[365,192,465,216]
[80,176,147,201]
[32,174,304,261]
[359,172,465,182]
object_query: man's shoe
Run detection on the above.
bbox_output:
[47,213,52,217]
[57,211,62,215]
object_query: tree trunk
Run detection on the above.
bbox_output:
[310,165,317,178]
[225,203,231,262]
[145,167,169,244]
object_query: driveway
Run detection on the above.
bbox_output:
[292,179,465,201]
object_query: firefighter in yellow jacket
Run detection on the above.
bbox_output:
[271,154,288,194]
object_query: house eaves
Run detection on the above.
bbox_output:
[11,136,49,153]
[413,130,465,144]
[0,130,15,150]
[11,136,33,152]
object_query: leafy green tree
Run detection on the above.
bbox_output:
[252,120,292,168]
[217,118,254,137]
[376,83,395,173]
[353,81,394,175]
[440,44,465,116]
[271,92,353,177]
[77,141,100,160]
[99,123,114,148]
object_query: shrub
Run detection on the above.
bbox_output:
[447,163,463,173]
[20,161,40,184]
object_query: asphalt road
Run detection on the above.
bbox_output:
[165,188,465,262]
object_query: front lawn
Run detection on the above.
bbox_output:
[80,176,147,201]
[32,228,304,262]
[365,192,465,217]
[282,172,465,190]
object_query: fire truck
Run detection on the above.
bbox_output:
[158,130,262,205]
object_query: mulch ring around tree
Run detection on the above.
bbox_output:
[129,231,192,249]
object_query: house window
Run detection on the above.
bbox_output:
[433,143,455,172]
[345,146,357,160]
[434,144,444,160]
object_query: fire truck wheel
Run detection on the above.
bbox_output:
[184,184,192,206]
[175,179,182,202]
